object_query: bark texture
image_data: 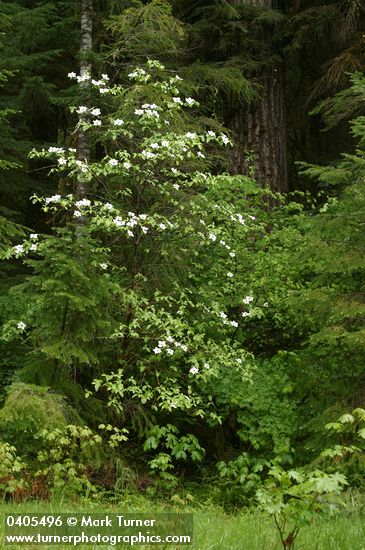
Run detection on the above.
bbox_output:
[228,67,287,193]
[227,0,288,193]
[76,0,93,200]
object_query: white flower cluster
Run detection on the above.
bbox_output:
[203,131,230,144]
[13,244,24,255]
[46,148,77,170]
[113,212,149,237]
[28,233,38,252]
[230,212,246,225]
[75,106,102,126]
[74,160,89,173]
[141,150,157,160]
[128,68,147,79]
[47,148,91,172]
[45,194,61,204]
[157,218,174,232]
[75,198,91,208]
[153,336,188,356]
[230,213,256,224]
[145,139,171,150]
[92,74,110,94]
[68,71,110,93]
[68,71,91,83]
[171,97,196,107]
[207,234,236,258]
[189,362,210,376]
[135,103,160,119]
[218,311,239,328]
[41,195,93,219]
[17,321,26,331]
[92,73,109,84]
[241,295,254,318]
[139,133,207,161]
[219,239,232,252]
[221,134,230,146]
[13,234,39,256]
[48,147,65,154]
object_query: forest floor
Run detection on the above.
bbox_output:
[1,500,365,549]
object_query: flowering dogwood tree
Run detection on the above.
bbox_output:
[5,60,266,475]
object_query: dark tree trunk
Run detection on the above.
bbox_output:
[227,0,288,193]
[229,66,287,193]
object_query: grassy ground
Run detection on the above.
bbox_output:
[1,499,365,549]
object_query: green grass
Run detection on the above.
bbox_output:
[1,499,365,549]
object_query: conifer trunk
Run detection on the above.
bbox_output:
[76,0,93,200]
[227,0,288,193]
